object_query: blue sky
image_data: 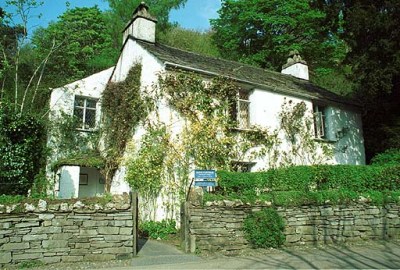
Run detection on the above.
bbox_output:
[2,0,221,34]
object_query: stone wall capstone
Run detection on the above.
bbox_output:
[0,194,135,267]
[186,200,400,255]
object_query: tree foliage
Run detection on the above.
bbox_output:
[319,0,400,159]
[158,27,220,57]
[104,0,187,49]
[211,0,335,70]
[0,102,46,195]
[32,6,116,84]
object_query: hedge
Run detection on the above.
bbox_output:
[217,165,400,196]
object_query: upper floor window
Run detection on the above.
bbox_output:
[234,90,251,129]
[313,105,327,139]
[74,96,98,130]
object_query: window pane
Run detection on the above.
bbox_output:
[239,90,249,100]
[238,100,250,129]
[85,109,96,129]
[86,99,97,108]
[74,97,85,107]
[74,108,84,128]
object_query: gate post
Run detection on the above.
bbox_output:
[131,192,139,256]
[181,201,190,253]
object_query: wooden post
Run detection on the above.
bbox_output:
[131,192,139,257]
[180,201,191,253]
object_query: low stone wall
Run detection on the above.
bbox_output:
[0,194,136,267]
[185,201,400,255]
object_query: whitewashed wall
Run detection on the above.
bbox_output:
[48,39,366,221]
[78,167,105,198]
[58,166,80,199]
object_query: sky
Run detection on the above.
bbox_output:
[1,0,222,34]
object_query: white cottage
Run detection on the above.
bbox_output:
[47,3,365,219]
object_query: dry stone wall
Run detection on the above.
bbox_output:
[186,201,400,255]
[0,194,135,267]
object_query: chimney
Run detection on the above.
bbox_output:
[123,2,157,44]
[281,50,309,80]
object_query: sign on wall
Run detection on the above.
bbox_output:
[194,170,217,188]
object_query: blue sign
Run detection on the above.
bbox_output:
[194,180,217,187]
[194,170,216,179]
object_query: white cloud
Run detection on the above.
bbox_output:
[199,0,221,21]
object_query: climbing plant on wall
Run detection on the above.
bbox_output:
[101,64,151,191]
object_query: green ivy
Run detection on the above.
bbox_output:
[101,64,151,191]
[51,151,104,171]
[243,208,285,248]
[126,126,169,197]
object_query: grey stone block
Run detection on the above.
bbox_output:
[13,253,43,260]
[43,240,68,249]
[1,242,29,250]
[119,228,132,235]
[41,256,61,264]
[0,252,11,263]
[62,256,83,262]
[102,247,133,254]
[15,222,40,228]
[51,233,73,240]
[22,234,48,241]
[85,254,116,261]
[98,227,120,235]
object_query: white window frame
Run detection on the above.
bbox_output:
[236,90,251,129]
[313,105,327,139]
[73,96,98,131]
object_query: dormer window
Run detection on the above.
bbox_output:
[313,105,327,139]
[74,96,98,130]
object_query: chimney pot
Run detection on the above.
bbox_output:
[281,50,309,80]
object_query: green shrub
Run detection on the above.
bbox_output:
[243,208,285,248]
[139,219,177,239]
[371,149,400,166]
[0,194,26,205]
[217,164,400,195]
[0,103,46,195]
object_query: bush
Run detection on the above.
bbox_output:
[139,219,177,239]
[371,149,400,166]
[217,164,400,195]
[243,208,285,248]
[0,103,46,195]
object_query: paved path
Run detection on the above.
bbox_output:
[28,239,400,269]
[108,239,400,269]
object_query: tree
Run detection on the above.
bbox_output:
[158,27,220,57]
[0,1,50,196]
[104,0,187,49]
[211,0,337,70]
[319,0,400,160]
[32,6,116,85]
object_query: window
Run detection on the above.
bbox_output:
[232,161,255,172]
[313,105,327,139]
[74,96,98,130]
[233,90,250,129]
[79,174,88,185]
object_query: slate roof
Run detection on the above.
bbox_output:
[135,37,358,107]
